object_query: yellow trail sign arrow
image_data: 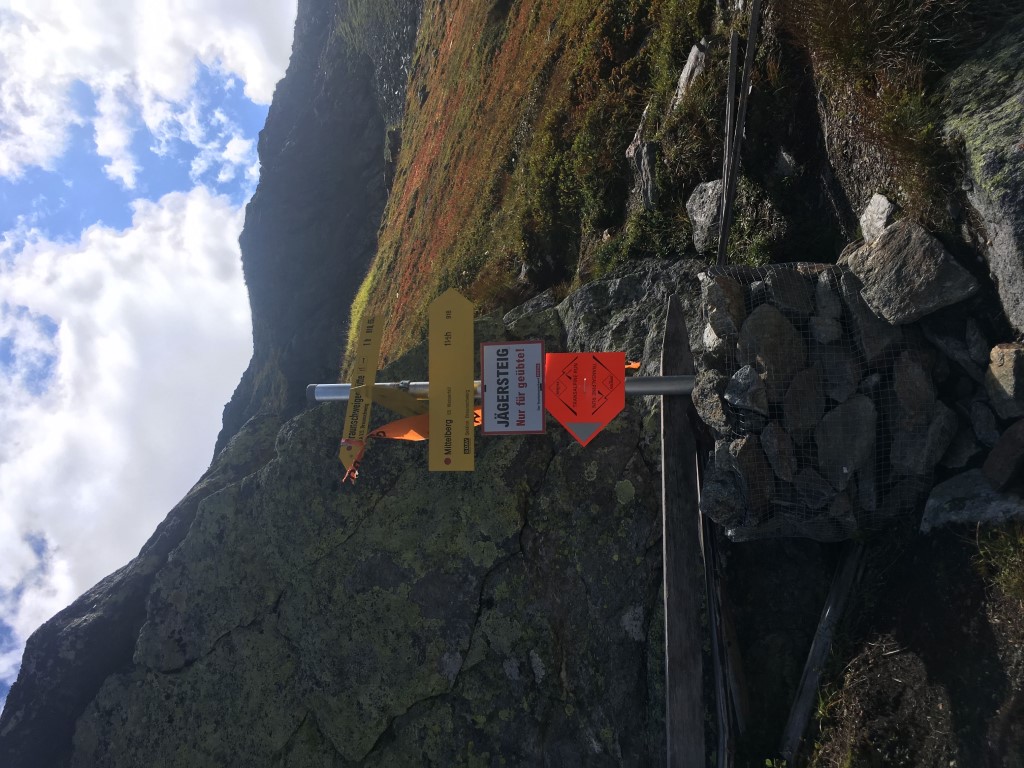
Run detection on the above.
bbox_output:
[339,314,383,476]
[372,385,429,417]
[428,288,475,471]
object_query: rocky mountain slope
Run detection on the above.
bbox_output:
[2,0,1023,766]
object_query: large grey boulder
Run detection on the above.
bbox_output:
[859,193,896,243]
[891,401,958,477]
[984,342,1024,419]
[701,272,747,339]
[983,418,1024,491]
[784,366,825,434]
[557,258,704,368]
[737,304,807,403]
[815,395,877,491]
[837,271,903,363]
[921,311,985,382]
[841,220,979,324]
[724,364,769,416]
[687,180,723,254]
[921,469,1024,532]
[692,368,732,435]
[26,259,701,768]
[670,39,707,110]
[626,105,658,212]
[945,13,1024,334]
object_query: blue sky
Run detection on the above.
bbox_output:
[0,0,297,712]
[0,68,268,240]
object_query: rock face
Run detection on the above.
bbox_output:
[670,39,707,110]
[859,193,895,243]
[1,254,703,766]
[626,105,658,212]
[0,0,404,764]
[945,12,1024,335]
[841,220,979,324]
[0,415,282,768]
[218,0,396,453]
[687,180,723,254]
[557,258,704,363]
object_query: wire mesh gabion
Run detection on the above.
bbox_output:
[694,263,950,542]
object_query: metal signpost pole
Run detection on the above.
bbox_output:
[307,376,695,404]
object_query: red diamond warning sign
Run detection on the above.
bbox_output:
[544,352,625,446]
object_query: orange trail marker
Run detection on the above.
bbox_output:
[369,408,483,443]
[544,352,626,446]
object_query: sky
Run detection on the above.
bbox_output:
[0,0,298,712]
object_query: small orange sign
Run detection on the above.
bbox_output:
[544,352,625,446]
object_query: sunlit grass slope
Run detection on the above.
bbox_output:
[347,0,711,367]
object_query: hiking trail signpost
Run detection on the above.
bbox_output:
[308,291,709,767]
[337,313,382,479]
[481,341,545,435]
[310,289,696,471]
[428,288,475,471]
[544,351,626,447]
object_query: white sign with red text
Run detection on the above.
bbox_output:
[481,341,545,435]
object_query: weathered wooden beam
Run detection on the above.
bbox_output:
[687,365,735,768]
[717,30,739,268]
[660,295,706,767]
[717,0,763,265]
[702,515,735,768]
[778,542,867,763]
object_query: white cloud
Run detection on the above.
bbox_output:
[186,114,259,194]
[0,185,252,692]
[222,136,253,165]
[93,80,140,188]
[0,0,297,184]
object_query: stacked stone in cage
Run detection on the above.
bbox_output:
[694,264,955,542]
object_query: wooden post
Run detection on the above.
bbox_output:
[717,0,763,265]
[660,295,706,767]
[717,31,739,268]
[779,542,867,762]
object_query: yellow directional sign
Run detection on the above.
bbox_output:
[339,314,382,474]
[372,385,428,417]
[428,288,475,471]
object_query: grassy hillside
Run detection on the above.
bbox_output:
[347,0,716,365]
[343,0,1013,369]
